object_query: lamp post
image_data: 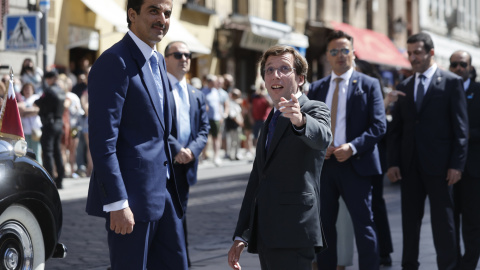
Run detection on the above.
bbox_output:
[39,0,50,88]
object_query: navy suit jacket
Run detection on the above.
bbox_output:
[86,34,182,222]
[465,81,480,178]
[387,68,469,175]
[167,83,209,207]
[308,71,386,176]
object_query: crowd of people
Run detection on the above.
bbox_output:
[0,57,91,188]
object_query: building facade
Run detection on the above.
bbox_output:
[2,0,480,89]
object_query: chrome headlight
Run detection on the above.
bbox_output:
[13,140,27,157]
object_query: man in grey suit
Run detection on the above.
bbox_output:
[227,45,332,270]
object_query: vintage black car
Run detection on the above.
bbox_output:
[0,139,66,270]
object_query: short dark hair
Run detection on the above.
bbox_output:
[326,30,354,49]
[259,45,308,80]
[407,32,434,52]
[127,0,144,29]
[164,41,188,55]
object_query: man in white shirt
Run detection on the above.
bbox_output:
[308,30,386,270]
[165,41,209,267]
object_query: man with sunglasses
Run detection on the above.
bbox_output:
[308,30,386,270]
[449,50,480,270]
[165,41,210,267]
[387,33,468,270]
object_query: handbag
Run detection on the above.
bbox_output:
[31,127,42,141]
[28,117,42,141]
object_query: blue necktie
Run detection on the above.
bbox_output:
[177,82,191,147]
[416,74,425,111]
[266,110,281,151]
[149,54,169,178]
[149,54,164,113]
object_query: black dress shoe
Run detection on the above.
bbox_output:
[380,255,392,266]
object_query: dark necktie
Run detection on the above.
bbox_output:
[149,54,164,113]
[416,74,425,111]
[266,110,281,151]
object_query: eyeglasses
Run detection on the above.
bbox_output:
[450,61,468,68]
[328,48,351,57]
[166,52,192,60]
[264,66,296,76]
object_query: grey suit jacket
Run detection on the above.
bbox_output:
[233,94,332,253]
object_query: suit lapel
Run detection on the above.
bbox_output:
[264,94,308,162]
[259,108,273,164]
[319,76,331,102]
[125,34,165,131]
[346,71,359,118]
[187,84,197,141]
[421,69,443,112]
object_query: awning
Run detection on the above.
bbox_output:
[164,18,211,55]
[80,0,211,54]
[425,31,480,71]
[81,0,129,33]
[330,21,411,69]
[232,16,309,51]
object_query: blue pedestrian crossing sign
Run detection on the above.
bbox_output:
[5,13,40,51]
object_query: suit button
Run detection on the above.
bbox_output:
[164,161,168,166]
[262,174,266,179]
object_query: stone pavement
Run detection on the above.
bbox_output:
[45,152,477,270]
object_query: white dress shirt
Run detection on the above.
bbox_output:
[326,68,357,154]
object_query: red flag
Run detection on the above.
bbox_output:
[0,76,25,140]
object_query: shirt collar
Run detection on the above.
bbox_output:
[167,73,187,89]
[416,63,437,81]
[128,31,157,62]
[464,78,471,91]
[331,67,354,83]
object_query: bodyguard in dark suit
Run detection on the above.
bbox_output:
[308,31,386,270]
[85,0,188,269]
[387,33,469,270]
[449,50,480,270]
[165,41,209,266]
[228,45,332,270]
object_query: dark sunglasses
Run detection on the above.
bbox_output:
[450,61,468,68]
[329,48,351,57]
[166,52,192,60]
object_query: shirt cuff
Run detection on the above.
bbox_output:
[234,236,248,246]
[103,199,129,212]
[348,143,357,155]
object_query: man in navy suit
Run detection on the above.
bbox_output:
[85,0,188,269]
[165,41,210,267]
[387,33,468,270]
[308,30,386,270]
[449,50,480,270]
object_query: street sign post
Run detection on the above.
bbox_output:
[4,13,40,51]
